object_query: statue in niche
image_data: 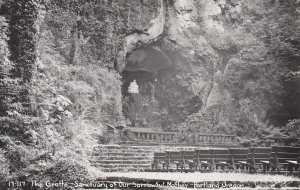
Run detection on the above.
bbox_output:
[128,80,143,127]
[128,79,139,93]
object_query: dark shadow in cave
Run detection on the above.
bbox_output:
[122,70,155,97]
[121,46,173,128]
[121,45,203,130]
[122,46,172,97]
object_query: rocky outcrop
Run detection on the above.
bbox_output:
[163,0,223,109]
[119,0,248,131]
[124,0,165,55]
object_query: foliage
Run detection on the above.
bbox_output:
[0,0,39,120]
[43,0,160,69]
[249,0,300,118]
[225,44,283,117]
[0,148,9,181]
[0,10,43,184]
[281,119,300,146]
[0,0,125,183]
[221,0,300,145]
[179,0,300,146]
[45,160,89,183]
[177,103,238,144]
[238,119,300,146]
[8,0,37,83]
[0,16,17,116]
[141,96,170,131]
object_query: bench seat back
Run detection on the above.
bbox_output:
[270,146,300,164]
[195,149,211,163]
[230,148,248,164]
[165,151,181,163]
[181,150,196,162]
[153,152,166,164]
[248,147,272,165]
[213,148,231,163]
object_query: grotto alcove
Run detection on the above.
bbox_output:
[121,45,203,131]
[122,46,172,95]
[122,45,174,130]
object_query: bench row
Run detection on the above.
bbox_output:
[152,146,300,175]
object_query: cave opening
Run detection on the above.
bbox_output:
[121,45,203,132]
[121,46,174,130]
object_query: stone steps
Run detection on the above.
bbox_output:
[92,160,152,164]
[91,144,208,172]
[94,163,152,172]
[93,163,152,167]
[93,149,154,153]
[91,156,153,160]
[93,152,152,157]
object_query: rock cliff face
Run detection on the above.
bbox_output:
[121,0,244,131]
[23,0,253,134]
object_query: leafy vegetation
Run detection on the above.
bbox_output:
[0,0,123,187]
[179,0,300,146]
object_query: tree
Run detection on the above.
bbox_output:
[7,0,38,114]
[251,0,300,125]
[223,0,300,144]
[0,16,19,116]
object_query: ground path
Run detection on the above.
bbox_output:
[103,172,299,183]
[85,172,300,189]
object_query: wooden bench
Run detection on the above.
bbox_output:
[152,152,166,170]
[195,149,214,171]
[247,147,272,173]
[212,148,231,171]
[270,146,300,174]
[286,149,300,176]
[181,150,197,171]
[165,151,182,171]
[229,148,249,171]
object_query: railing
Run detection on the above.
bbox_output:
[126,130,235,145]
[131,131,177,143]
[193,133,234,144]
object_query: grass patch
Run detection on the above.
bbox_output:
[103,172,299,183]
[98,172,300,189]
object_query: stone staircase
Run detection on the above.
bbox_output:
[90,145,201,172]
